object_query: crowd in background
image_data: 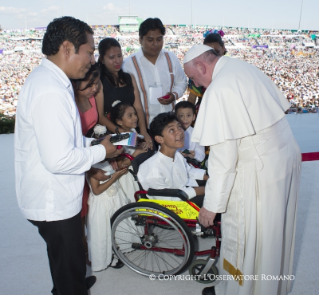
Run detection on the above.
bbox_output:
[1,25,318,116]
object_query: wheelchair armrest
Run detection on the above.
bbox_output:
[147,189,189,202]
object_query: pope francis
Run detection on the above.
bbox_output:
[183,45,301,295]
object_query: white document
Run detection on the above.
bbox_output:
[149,86,163,105]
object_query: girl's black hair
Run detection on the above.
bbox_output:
[98,38,131,87]
[204,33,227,55]
[110,102,137,127]
[71,63,100,92]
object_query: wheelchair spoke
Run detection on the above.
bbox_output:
[155,246,185,265]
[152,251,175,270]
[129,249,148,264]
[121,219,142,236]
[111,204,194,276]
[153,251,162,272]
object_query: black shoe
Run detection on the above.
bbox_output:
[85,276,96,290]
[111,259,124,269]
[202,286,215,295]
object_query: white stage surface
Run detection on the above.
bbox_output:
[1,113,318,295]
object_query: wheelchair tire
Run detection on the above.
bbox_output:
[111,202,195,277]
[188,259,219,284]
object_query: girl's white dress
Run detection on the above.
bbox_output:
[87,161,131,272]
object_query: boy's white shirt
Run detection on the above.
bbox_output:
[137,150,206,201]
[177,126,205,162]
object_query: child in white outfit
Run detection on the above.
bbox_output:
[87,160,129,271]
[175,101,205,163]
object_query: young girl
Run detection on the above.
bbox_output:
[110,101,150,199]
[86,152,129,272]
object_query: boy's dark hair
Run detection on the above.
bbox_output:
[150,112,178,138]
[139,18,166,38]
[98,38,131,87]
[71,63,100,92]
[110,102,136,127]
[175,101,196,115]
[42,16,93,56]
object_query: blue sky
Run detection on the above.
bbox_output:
[0,0,318,30]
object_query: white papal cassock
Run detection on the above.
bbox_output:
[192,56,301,295]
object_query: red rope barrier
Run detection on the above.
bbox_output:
[301,152,319,162]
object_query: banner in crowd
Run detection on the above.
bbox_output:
[252,45,268,49]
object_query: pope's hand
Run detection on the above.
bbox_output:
[198,207,217,227]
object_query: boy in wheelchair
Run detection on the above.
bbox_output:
[137,112,209,208]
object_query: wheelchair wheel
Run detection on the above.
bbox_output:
[188,259,219,284]
[111,202,195,277]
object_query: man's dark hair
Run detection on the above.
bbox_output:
[175,101,196,115]
[71,63,100,92]
[150,112,178,138]
[42,16,93,56]
[139,18,166,38]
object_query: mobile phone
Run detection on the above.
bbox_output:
[110,133,130,143]
[91,137,105,146]
[182,149,190,154]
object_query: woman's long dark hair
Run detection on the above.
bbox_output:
[98,38,132,87]
[71,63,100,92]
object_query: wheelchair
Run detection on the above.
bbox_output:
[110,152,221,284]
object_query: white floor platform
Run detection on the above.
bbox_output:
[1,114,318,295]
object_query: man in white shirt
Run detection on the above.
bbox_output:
[15,17,122,295]
[183,45,301,295]
[137,112,208,207]
[122,18,187,130]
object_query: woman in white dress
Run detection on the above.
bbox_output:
[87,159,129,272]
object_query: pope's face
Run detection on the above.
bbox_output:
[184,62,203,88]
